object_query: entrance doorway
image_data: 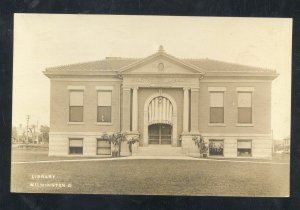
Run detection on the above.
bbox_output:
[148,124,172,145]
[143,92,177,146]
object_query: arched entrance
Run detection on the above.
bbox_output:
[143,93,177,146]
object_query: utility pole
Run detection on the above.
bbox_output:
[26,115,30,144]
[36,121,39,143]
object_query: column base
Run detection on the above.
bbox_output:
[131,142,139,156]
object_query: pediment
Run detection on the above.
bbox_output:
[119,51,205,75]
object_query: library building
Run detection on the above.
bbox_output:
[44,46,278,158]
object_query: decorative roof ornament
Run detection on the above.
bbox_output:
[158,45,164,52]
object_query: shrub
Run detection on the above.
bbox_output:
[192,135,208,157]
[127,135,140,153]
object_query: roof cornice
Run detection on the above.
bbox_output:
[43,70,119,78]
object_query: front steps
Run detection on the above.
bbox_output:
[135,145,184,156]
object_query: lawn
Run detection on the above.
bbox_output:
[11,149,104,162]
[11,149,290,163]
[11,158,289,196]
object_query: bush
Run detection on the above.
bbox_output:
[192,135,208,157]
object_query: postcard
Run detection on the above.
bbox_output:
[11,14,292,196]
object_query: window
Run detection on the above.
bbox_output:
[69,91,84,122]
[238,92,252,123]
[210,92,224,123]
[97,139,111,155]
[209,139,224,156]
[69,138,83,155]
[97,91,112,122]
[237,140,252,157]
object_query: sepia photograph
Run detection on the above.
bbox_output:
[11,14,292,196]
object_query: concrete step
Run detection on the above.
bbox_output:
[135,145,183,156]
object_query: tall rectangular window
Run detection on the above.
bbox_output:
[238,92,252,123]
[97,91,112,122]
[97,139,111,155]
[69,138,83,155]
[210,92,224,123]
[69,91,84,122]
[237,140,252,157]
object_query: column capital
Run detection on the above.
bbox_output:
[183,87,191,91]
[122,87,131,91]
[124,86,139,90]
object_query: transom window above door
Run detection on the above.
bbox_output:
[148,96,173,125]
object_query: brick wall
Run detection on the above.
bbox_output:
[50,80,121,133]
[199,81,272,134]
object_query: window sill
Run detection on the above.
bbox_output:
[96,122,113,126]
[208,155,224,158]
[236,123,254,127]
[67,122,85,125]
[208,123,226,127]
[237,155,252,158]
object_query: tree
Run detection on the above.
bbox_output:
[39,125,50,143]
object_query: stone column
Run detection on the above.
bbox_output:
[132,87,138,131]
[183,87,190,133]
[190,88,199,133]
[122,88,131,132]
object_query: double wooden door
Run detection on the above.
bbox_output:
[148,124,172,145]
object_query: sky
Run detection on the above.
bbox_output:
[13,14,292,139]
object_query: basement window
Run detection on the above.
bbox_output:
[69,138,83,155]
[237,140,252,157]
[97,138,111,155]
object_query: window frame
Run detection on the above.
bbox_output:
[69,90,84,123]
[237,91,253,124]
[97,90,112,123]
[209,91,225,124]
[208,139,224,157]
[237,139,252,157]
[96,138,112,155]
[69,138,83,155]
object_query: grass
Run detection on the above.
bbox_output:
[11,150,290,196]
[11,149,290,163]
[11,149,107,162]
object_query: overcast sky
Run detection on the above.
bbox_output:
[13,14,292,139]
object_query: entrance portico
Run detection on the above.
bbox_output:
[119,46,204,149]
